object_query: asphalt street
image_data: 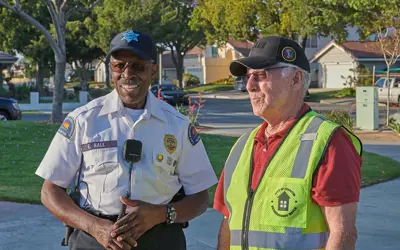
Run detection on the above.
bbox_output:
[22,98,399,128]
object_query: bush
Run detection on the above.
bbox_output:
[333,87,355,98]
[323,110,355,132]
[388,113,400,135]
[89,88,112,100]
[15,84,30,101]
[0,87,13,98]
[209,77,235,85]
[183,73,200,87]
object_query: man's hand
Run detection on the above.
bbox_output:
[111,197,166,245]
[90,218,136,250]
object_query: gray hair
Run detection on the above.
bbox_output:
[269,62,311,96]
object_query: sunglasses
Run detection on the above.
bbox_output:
[244,67,288,82]
[110,61,152,74]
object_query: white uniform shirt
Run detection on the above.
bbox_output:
[36,89,218,215]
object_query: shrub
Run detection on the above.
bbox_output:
[323,109,355,132]
[209,77,235,85]
[183,73,200,87]
[0,87,13,98]
[333,87,355,98]
[15,84,30,101]
[388,113,400,135]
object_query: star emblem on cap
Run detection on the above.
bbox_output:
[121,30,140,43]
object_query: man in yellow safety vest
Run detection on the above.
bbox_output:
[212,36,363,250]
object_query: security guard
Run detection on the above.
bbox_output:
[213,36,363,250]
[35,30,217,250]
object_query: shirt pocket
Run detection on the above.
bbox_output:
[262,177,309,229]
[151,150,178,193]
[92,148,120,193]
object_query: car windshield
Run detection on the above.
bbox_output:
[161,85,180,91]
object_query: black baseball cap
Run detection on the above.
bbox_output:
[229,36,310,76]
[106,29,157,62]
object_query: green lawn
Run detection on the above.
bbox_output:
[184,84,233,94]
[1,121,400,206]
[307,90,341,101]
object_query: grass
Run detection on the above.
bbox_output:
[307,90,341,101]
[1,121,400,206]
[184,84,233,94]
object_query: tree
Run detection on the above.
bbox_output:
[0,2,54,94]
[88,0,205,89]
[346,0,400,125]
[190,0,359,49]
[159,0,205,88]
[0,0,102,123]
[66,20,104,91]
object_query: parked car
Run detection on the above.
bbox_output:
[150,84,189,105]
[374,77,400,104]
[0,97,22,121]
[233,77,247,92]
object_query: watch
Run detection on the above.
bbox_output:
[166,204,177,224]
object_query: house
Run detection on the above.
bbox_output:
[94,39,254,85]
[0,51,18,84]
[160,39,254,85]
[310,41,399,88]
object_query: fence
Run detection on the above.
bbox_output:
[19,91,88,111]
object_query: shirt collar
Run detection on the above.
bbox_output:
[99,89,167,123]
[254,103,311,144]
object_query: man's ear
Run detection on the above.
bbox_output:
[292,70,303,91]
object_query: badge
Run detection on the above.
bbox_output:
[157,154,164,162]
[167,157,173,166]
[282,46,296,62]
[188,124,200,146]
[58,116,75,139]
[164,134,177,154]
[121,30,140,43]
[271,187,298,217]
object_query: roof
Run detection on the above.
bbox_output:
[0,51,18,63]
[310,40,393,63]
[227,39,254,57]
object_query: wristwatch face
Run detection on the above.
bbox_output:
[168,206,176,224]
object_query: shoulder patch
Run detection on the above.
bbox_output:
[58,116,75,139]
[188,124,200,146]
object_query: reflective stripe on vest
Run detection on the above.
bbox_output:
[230,228,329,249]
[224,115,328,249]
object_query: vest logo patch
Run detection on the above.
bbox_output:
[271,187,298,217]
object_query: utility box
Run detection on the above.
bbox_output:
[356,87,379,130]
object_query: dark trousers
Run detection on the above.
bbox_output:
[68,224,186,250]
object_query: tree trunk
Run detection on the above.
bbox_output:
[386,70,391,126]
[176,54,184,89]
[105,61,111,88]
[35,62,44,94]
[52,59,66,123]
[300,35,308,50]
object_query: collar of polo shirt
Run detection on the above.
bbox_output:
[99,89,167,122]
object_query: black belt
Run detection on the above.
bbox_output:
[87,210,120,222]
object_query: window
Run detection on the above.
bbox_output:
[306,35,318,48]
[375,78,386,88]
[161,85,181,91]
[211,46,218,58]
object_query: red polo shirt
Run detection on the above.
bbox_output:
[213,104,362,217]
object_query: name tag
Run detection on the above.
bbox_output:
[81,141,118,152]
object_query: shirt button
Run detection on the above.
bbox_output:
[263,148,267,152]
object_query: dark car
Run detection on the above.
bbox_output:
[150,84,189,105]
[0,97,22,121]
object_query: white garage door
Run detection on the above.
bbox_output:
[325,63,354,88]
